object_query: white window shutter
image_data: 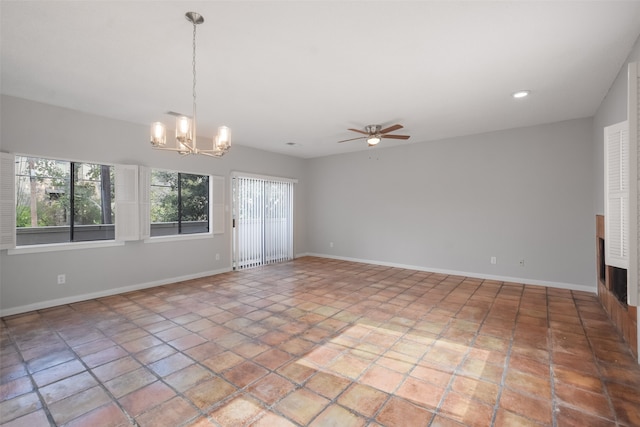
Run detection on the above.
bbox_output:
[139,166,151,240]
[115,164,139,241]
[604,121,630,269]
[628,61,639,306]
[212,175,225,234]
[0,152,16,250]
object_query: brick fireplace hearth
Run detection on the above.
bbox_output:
[596,215,638,359]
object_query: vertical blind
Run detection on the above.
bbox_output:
[233,175,294,270]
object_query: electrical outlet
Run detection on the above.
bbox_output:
[519,259,525,267]
[57,274,66,285]
[329,242,334,248]
[215,253,220,261]
[490,256,497,265]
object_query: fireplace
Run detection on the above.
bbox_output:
[609,266,628,304]
[596,215,638,358]
[598,237,606,283]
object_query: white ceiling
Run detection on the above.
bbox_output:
[2,1,640,159]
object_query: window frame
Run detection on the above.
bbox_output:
[12,154,116,246]
[146,167,215,242]
[3,153,126,254]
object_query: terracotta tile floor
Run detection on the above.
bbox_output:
[2,256,640,426]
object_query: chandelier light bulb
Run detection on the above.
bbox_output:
[176,116,192,143]
[150,122,166,147]
[217,126,231,147]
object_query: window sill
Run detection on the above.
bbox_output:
[7,240,125,255]
[144,233,213,244]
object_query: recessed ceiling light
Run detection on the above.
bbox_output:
[512,90,530,99]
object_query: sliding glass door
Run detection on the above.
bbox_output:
[232,174,294,270]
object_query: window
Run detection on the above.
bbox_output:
[3,157,220,248]
[14,156,115,245]
[150,169,210,237]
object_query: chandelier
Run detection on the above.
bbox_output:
[150,12,231,157]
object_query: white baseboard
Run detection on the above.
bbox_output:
[1,254,597,317]
[0,267,233,317]
[303,253,596,294]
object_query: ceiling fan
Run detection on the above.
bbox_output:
[338,124,410,147]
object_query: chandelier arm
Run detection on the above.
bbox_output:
[181,141,195,151]
[154,147,190,153]
[199,149,227,153]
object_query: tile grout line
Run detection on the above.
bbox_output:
[366,274,463,426]
[159,274,362,427]
[572,290,619,426]
[548,287,558,427]
[487,281,521,427]
[117,286,270,427]
[56,301,141,427]
[423,277,491,425]
[2,316,58,427]
[76,293,224,426]
[269,270,443,426]
[295,275,411,426]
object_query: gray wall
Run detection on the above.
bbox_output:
[0,95,308,313]
[306,118,595,290]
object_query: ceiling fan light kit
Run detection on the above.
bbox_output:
[149,12,231,158]
[367,136,381,146]
[338,123,410,147]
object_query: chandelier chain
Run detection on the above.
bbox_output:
[192,20,197,140]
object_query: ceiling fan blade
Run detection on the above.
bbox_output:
[379,124,403,134]
[381,134,410,140]
[338,136,367,143]
[347,128,369,135]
